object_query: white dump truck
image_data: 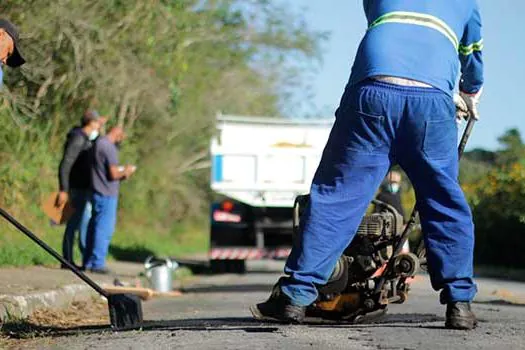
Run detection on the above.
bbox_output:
[209,114,333,273]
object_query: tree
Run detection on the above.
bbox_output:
[0,0,325,261]
[496,128,525,165]
[461,128,525,268]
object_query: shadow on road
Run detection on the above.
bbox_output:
[306,312,445,329]
[141,317,279,333]
[0,317,280,339]
[168,258,285,276]
[181,283,273,294]
[1,313,453,339]
[364,313,444,324]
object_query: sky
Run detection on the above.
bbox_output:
[289,0,525,151]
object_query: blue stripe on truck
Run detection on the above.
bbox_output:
[212,155,223,182]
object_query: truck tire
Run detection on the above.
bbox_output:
[233,259,246,274]
[210,259,246,274]
[210,259,225,274]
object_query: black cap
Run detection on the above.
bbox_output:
[0,19,25,67]
[82,109,102,125]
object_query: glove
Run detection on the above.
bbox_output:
[453,93,469,122]
[459,87,483,120]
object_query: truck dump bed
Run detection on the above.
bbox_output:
[210,114,333,208]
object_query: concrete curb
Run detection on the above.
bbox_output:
[0,283,98,322]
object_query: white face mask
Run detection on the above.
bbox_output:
[389,183,400,193]
[89,130,99,141]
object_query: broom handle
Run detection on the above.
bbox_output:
[0,208,109,298]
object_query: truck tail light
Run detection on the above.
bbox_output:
[213,200,241,223]
[221,200,234,212]
[212,210,241,223]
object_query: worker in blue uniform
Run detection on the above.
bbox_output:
[251,0,483,330]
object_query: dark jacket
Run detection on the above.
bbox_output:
[58,127,93,192]
[375,190,405,221]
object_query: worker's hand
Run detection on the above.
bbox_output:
[459,87,483,120]
[453,93,469,122]
[56,191,68,207]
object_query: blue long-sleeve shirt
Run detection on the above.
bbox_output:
[349,0,484,95]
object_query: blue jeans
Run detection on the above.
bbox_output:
[83,193,118,269]
[281,80,477,306]
[62,189,92,264]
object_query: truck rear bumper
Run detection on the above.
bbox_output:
[209,247,291,260]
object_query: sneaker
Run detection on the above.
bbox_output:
[445,302,477,330]
[250,281,306,323]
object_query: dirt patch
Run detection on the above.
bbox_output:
[482,289,525,306]
[0,297,110,348]
[29,297,108,328]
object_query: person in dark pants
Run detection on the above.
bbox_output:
[57,110,106,268]
[83,127,136,274]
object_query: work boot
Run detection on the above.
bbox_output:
[250,281,306,323]
[445,302,477,330]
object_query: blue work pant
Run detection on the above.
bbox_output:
[83,193,118,269]
[282,80,477,306]
[62,189,91,264]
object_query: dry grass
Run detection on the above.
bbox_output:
[29,298,109,328]
[0,297,110,349]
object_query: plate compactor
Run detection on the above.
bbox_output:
[292,195,421,322]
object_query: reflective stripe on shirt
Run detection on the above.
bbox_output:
[459,39,483,56]
[368,11,459,51]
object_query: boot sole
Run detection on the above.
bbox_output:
[249,305,303,324]
[445,317,478,330]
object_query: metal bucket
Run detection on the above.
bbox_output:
[144,256,178,293]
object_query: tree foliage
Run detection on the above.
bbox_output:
[0,0,325,257]
[461,129,525,267]
[401,128,525,268]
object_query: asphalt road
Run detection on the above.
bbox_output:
[13,261,525,350]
